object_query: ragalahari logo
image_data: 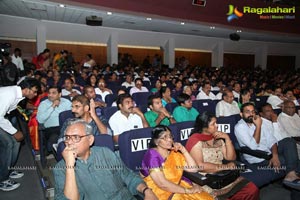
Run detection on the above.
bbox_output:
[227,5,243,22]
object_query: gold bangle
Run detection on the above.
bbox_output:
[184,188,188,194]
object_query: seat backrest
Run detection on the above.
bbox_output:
[132,92,152,106]
[59,110,74,129]
[165,102,178,113]
[254,96,268,110]
[169,121,195,146]
[118,127,153,172]
[105,93,117,107]
[216,114,241,149]
[192,99,216,115]
[56,134,115,161]
[101,106,118,121]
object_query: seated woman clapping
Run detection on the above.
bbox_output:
[185,112,259,200]
[140,125,214,200]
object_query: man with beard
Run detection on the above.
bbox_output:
[235,102,300,190]
[57,95,110,145]
[109,93,149,143]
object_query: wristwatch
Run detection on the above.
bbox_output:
[168,115,174,119]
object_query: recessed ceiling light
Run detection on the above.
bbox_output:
[107,12,112,15]
[58,4,65,8]
[210,26,215,29]
[146,17,152,21]
[237,30,242,33]
[180,22,185,25]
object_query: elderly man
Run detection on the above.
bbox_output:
[196,81,216,100]
[235,103,300,190]
[53,119,157,200]
[267,86,286,109]
[278,100,300,156]
[109,93,148,143]
[0,78,40,191]
[215,90,240,117]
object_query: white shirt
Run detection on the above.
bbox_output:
[278,112,300,137]
[121,81,135,88]
[95,88,112,101]
[0,86,24,134]
[234,118,277,164]
[215,100,240,117]
[196,90,216,100]
[232,91,240,102]
[108,110,143,136]
[11,54,24,71]
[129,86,149,96]
[61,88,81,100]
[261,117,289,142]
[267,95,283,109]
[215,92,223,100]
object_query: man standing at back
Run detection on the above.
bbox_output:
[109,93,148,143]
[0,78,40,191]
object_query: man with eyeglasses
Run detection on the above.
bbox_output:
[53,119,157,200]
[0,78,40,191]
[173,93,199,122]
[235,102,300,190]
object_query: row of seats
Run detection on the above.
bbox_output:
[53,111,285,188]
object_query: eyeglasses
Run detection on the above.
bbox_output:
[159,134,174,141]
[63,134,91,143]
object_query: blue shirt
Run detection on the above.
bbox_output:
[37,98,71,128]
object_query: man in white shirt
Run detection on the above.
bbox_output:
[196,81,216,100]
[232,82,241,102]
[61,78,81,99]
[109,93,148,143]
[11,48,24,74]
[278,100,300,157]
[95,78,113,101]
[129,78,149,96]
[235,103,300,190]
[0,78,40,191]
[267,87,286,109]
[121,73,135,88]
[215,90,240,117]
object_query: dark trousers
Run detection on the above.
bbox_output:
[0,128,20,181]
[43,126,60,154]
[278,137,300,173]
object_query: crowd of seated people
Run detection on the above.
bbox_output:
[1,47,300,199]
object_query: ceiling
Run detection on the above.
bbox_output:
[0,0,300,43]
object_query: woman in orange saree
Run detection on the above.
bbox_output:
[140,125,214,200]
[27,82,47,151]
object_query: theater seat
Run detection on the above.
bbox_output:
[192,99,216,115]
[168,121,195,146]
[118,127,153,172]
